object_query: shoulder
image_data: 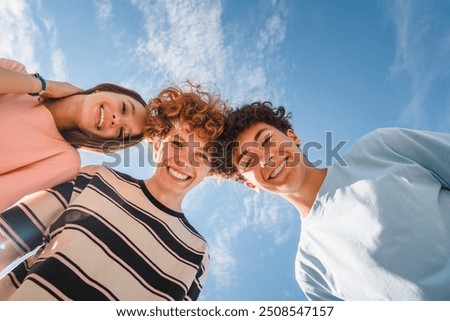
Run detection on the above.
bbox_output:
[56,148,81,177]
[355,127,400,144]
[356,127,450,152]
[79,165,110,176]
[356,127,439,144]
[78,165,138,184]
[349,127,410,153]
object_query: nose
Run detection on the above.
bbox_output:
[110,113,121,127]
[260,151,275,168]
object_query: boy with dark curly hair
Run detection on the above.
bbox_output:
[0,83,228,301]
[216,101,450,301]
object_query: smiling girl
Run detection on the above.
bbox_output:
[0,58,147,212]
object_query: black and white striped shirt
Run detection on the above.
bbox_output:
[0,165,209,301]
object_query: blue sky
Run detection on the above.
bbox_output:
[1,0,450,301]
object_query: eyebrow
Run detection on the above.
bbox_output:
[236,128,269,164]
[172,134,212,156]
[254,128,269,141]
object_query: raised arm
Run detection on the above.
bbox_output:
[0,58,82,98]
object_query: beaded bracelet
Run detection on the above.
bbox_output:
[28,73,47,96]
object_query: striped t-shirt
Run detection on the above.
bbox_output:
[0,165,209,301]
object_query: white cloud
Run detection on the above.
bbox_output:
[386,0,450,128]
[257,13,286,51]
[185,180,298,290]
[0,0,39,71]
[35,2,68,80]
[95,0,113,27]
[208,226,239,288]
[133,0,227,84]
[50,49,68,81]
[0,0,71,81]
[130,0,287,106]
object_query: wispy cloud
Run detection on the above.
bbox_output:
[0,0,69,80]
[184,180,299,291]
[35,1,69,80]
[95,0,113,28]
[257,1,287,51]
[130,0,288,106]
[386,0,450,128]
[50,49,68,81]
[0,0,39,71]
[131,0,227,90]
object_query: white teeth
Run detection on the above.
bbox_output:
[168,167,189,180]
[269,160,286,179]
[97,107,104,129]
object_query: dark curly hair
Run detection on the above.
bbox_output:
[145,82,229,175]
[216,101,293,182]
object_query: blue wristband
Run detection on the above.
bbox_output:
[28,73,47,96]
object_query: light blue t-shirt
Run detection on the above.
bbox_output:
[296,128,450,300]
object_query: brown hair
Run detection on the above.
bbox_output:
[216,101,293,182]
[57,83,147,153]
[145,82,228,174]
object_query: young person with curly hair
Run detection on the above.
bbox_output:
[216,101,450,300]
[0,83,228,301]
[0,58,148,212]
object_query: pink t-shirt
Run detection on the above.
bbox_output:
[0,58,80,212]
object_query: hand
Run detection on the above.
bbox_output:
[40,80,83,99]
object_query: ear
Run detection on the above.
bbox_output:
[286,129,301,146]
[244,181,260,193]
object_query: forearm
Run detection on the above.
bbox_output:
[0,67,43,95]
[0,67,82,98]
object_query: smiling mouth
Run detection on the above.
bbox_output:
[97,107,105,129]
[168,167,190,181]
[269,159,287,179]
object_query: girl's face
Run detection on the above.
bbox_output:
[77,91,146,140]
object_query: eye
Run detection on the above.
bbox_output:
[122,102,126,114]
[261,134,272,147]
[195,151,211,166]
[239,156,254,170]
[195,151,208,160]
[171,141,183,148]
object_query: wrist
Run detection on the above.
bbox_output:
[28,73,47,96]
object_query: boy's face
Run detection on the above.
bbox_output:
[232,122,308,195]
[153,127,212,196]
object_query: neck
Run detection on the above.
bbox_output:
[284,167,327,219]
[44,95,83,131]
[143,177,184,212]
